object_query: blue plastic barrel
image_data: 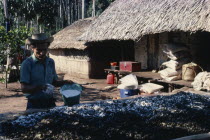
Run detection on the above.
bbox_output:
[120,89,139,98]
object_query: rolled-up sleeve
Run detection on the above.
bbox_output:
[20,60,31,84]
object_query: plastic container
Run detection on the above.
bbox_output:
[120,89,139,98]
[60,84,83,106]
[61,90,81,106]
[107,73,115,84]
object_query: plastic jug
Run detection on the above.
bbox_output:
[107,73,115,84]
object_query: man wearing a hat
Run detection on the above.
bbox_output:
[20,33,72,109]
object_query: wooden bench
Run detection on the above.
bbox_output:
[133,71,193,92]
[104,70,193,92]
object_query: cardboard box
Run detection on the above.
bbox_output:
[120,61,141,72]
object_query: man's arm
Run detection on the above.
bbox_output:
[21,83,46,94]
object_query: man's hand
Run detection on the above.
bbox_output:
[37,85,47,91]
[21,83,47,94]
[42,84,55,96]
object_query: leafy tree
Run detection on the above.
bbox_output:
[7,0,59,33]
[0,0,115,36]
[0,26,32,65]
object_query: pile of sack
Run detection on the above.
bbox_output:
[117,74,138,90]
[117,74,164,95]
[192,71,210,91]
[139,83,164,94]
[158,43,191,81]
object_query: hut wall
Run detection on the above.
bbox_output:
[49,49,91,79]
[87,40,134,78]
[158,32,169,66]
[134,36,148,69]
[184,32,210,71]
[49,40,135,79]
[168,31,210,71]
[135,31,210,71]
[135,33,168,70]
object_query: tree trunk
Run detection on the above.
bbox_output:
[82,0,84,19]
[3,0,9,88]
[92,0,95,17]
[60,0,63,29]
[67,0,71,25]
[3,0,8,18]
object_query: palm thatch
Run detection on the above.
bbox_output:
[79,0,210,42]
[49,17,94,50]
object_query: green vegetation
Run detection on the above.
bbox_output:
[0,77,5,83]
[0,26,32,65]
[0,0,115,65]
[0,0,115,35]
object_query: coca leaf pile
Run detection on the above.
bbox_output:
[1,92,210,140]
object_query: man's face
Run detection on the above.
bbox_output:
[31,43,49,60]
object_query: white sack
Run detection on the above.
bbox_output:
[165,50,191,61]
[191,71,209,91]
[162,44,189,56]
[139,83,164,94]
[119,74,138,86]
[203,78,210,91]
[162,60,179,70]
[158,68,181,78]
[163,44,189,60]
[170,51,191,61]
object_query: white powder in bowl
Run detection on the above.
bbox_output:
[61,90,81,98]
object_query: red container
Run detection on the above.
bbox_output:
[107,73,115,84]
[120,61,141,72]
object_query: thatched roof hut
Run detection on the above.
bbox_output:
[79,0,210,42]
[49,17,94,50]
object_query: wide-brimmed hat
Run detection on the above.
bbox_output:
[25,33,54,45]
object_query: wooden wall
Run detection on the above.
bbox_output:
[49,49,91,79]
[49,40,135,79]
[134,31,210,71]
[135,33,168,70]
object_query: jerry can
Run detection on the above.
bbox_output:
[107,73,115,84]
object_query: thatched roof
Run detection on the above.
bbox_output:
[79,0,210,42]
[49,17,94,50]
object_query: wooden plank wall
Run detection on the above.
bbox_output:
[134,36,148,69]
[135,32,168,70]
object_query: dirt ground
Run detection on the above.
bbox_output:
[0,74,120,121]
